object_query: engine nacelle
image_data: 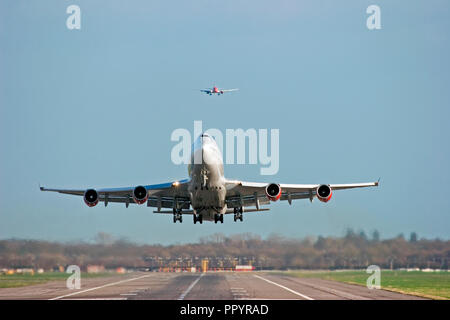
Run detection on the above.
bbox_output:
[84,189,99,207]
[316,184,332,203]
[265,183,281,202]
[133,185,148,205]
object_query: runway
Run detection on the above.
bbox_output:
[0,272,426,300]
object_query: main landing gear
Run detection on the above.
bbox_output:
[234,207,243,222]
[193,213,203,224]
[173,209,182,223]
[214,214,224,224]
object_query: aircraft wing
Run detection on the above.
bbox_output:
[200,89,211,93]
[40,179,191,210]
[224,179,379,208]
[221,88,239,92]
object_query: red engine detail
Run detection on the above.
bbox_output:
[316,184,332,203]
[265,183,281,202]
[84,189,99,207]
[133,185,148,205]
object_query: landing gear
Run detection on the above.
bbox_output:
[193,213,203,224]
[173,209,182,223]
[214,214,224,224]
[233,207,243,222]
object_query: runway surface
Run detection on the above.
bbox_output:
[0,272,426,300]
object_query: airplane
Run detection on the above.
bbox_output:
[200,86,239,96]
[40,133,379,224]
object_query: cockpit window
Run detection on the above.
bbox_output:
[201,133,215,140]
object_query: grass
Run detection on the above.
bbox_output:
[281,270,450,300]
[0,272,115,288]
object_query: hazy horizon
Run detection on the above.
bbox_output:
[0,229,444,246]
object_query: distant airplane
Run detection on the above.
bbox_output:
[40,133,379,224]
[200,86,239,96]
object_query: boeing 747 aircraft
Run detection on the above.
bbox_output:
[40,133,379,224]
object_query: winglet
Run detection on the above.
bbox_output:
[375,178,381,187]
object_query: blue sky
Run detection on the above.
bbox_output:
[1,0,449,244]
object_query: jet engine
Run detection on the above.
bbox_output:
[265,183,282,202]
[133,185,148,204]
[316,184,332,203]
[84,189,99,207]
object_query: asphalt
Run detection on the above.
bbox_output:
[0,272,426,300]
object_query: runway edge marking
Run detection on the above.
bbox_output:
[253,275,314,300]
[49,274,152,300]
[177,273,205,300]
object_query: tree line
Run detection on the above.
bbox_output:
[0,230,448,270]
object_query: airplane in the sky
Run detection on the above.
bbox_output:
[200,86,239,96]
[40,133,379,224]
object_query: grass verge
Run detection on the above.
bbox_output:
[281,270,450,300]
[0,272,116,288]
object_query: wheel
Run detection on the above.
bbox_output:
[234,215,237,222]
[179,216,182,223]
[238,207,244,222]
[173,216,177,223]
[193,215,197,224]
[220,215,224,223]
[199,215,203,224]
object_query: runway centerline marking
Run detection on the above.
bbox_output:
[49,274,152,300]
[177,273,205,300]
[253,275,314,300]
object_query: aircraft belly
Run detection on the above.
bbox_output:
[191,188,226,220]
[192,189,225,207]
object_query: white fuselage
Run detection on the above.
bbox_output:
[187,134,227,220]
